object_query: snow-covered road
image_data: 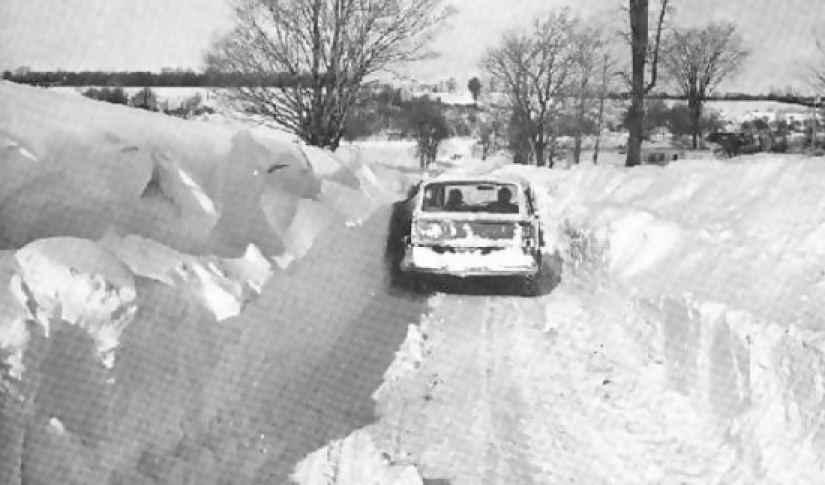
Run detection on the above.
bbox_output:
[365,263,743,484]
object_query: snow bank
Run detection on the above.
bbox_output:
[0,80,422,484]
[0,81,383,261]
[524,155,825,481]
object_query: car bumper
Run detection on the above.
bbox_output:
[400,245,539,277]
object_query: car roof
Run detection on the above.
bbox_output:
[420,172,532,189]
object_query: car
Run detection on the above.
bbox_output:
[386,173,547,295]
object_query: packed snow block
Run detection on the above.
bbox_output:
[147,149,218,227]
[206,129,326,259]
[257,187,299,251]
[292,429,423,485]
[0,252,29,381]
[97,233,190,287]
[0,265,64,483]
[275,198,340,268]
[219,243,273,294]
[232,129,321,199]
[302,144,361,190]
[0,128,153,247]
[0,136,216,251]
[14,237,137,366]
[0,253,29,485]
[36,130,155,202]
[98,234,273,320]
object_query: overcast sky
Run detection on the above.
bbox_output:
[1,0,823,93]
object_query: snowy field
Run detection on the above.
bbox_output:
[50,86,218,107]
[49,86,808,123]
[2,80,825,484]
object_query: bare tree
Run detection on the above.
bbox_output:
[625,0,670,167]
[205,0,454,150]
[481,8,576,167]
[570,25,606,165]
[661,22,749,148]
[593,44,619,164]
[807,36,825,149]
[807,36,825,93]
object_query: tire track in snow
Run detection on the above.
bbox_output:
[374,286,547,484]
[376,267,739,483]
[370,291,490,483]
[480,295,542,484]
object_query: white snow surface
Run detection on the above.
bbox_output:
[492,157,825,483]
[0,81,413,484]
[2,77,825,484]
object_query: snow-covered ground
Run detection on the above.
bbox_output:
[2,79,824,484]
[50,86,219,109]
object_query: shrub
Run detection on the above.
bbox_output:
[167,93,210,119]
[130,87,159,111]
[507,108,533,164]
[82,87,128,105]
[402,98,450,168]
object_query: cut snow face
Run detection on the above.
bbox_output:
[14,237,137,367]
[515,155,825,482]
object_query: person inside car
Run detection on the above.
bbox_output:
[445,188,466,211]
[489,187,519,213]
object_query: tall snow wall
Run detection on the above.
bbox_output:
[531,157,825,483]
[0,81,428,484]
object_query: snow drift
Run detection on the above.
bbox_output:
[0,81,429,484]
[517,156,825,482]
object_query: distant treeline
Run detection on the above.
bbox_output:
[3,70,822,108]
[1,70,321,88]
[637,92,823,109]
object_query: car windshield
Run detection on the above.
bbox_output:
[421,182,522,214]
